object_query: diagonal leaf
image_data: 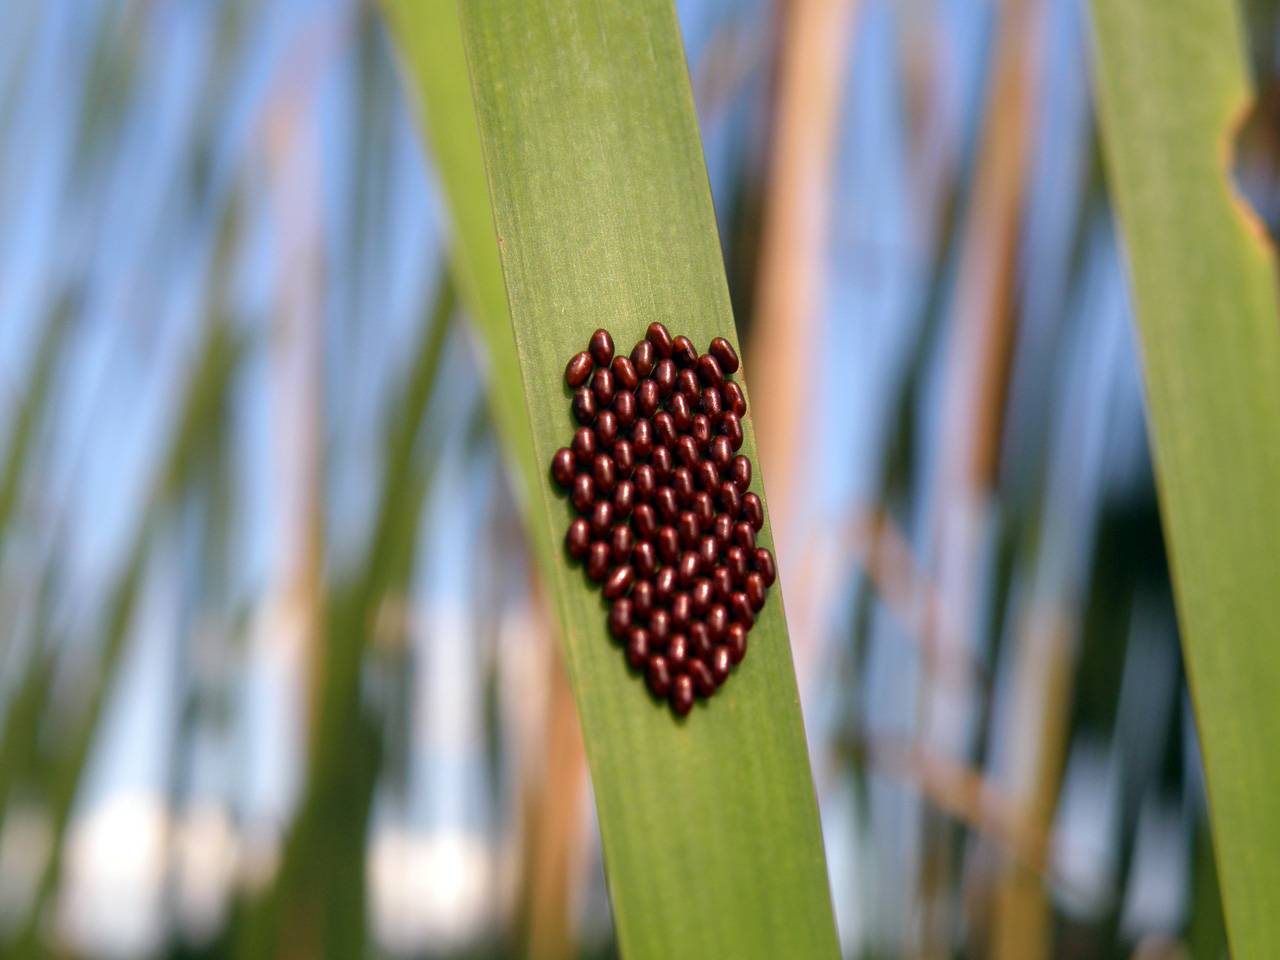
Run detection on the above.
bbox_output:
[1088,1,1280,954]
[383,2,839,956]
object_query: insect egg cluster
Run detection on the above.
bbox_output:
[550,323,775,717]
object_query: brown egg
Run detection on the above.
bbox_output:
[589,328,615,366]
[695,460,719,492]
[711,565,734,602]
[592,367,615,405]
[655,523,680,563]
[586,541,610,581]
[565,351,593,387]
[646,655,672,698]
[631,418,654,458]
[753,547,777,586]
[590,499,613,537]
[668,391,692,431]
[595,409,619,447]
[608,598,633,639]
[729,591,754,628]
[592,453,616,494]
[688,659,715,697]
[710,645,732,685]
[611,524,634,564]
[677,511,701,548]
[613,389,636,428]
[625,627,650,669]
[651,445,673,482]
[667,634,689,673]
[709,337,739,374]
[678,550,702,587]
[709,435,733,469]
[670,593,691,630]
[572,426,596,465]
[671,467,695,506]
[654,566,678,603]
[671,335,698,368]
[697,535,718,569]
[602,565,634,600]
[631,339,656,377]
[721,381,747,417]
[689,621,713,659]
[690,413,712,448]
[551,448,576,486]
[691,580,714,616]
[572,386,596,424]
[692,491,715,530]
[612,479,634,519]
[696,353,724,388]
[677,368,700,399]
[721,410,743,450]
[632,464,656,502]
[633,540,658,579]
[725,623,747,664]
[565,518,590,559]
[613,439,635,478]
[611,354,639,391]
[717,480,741,518]
[652,358,676,396]
[649,609,672,643]
[700,386,723,418]
[637,379,660,416]
[632,503,658,540]
[670,674,694,716]
[706,604,728,641]
[572,474,595,512]
[632,580,655,617]
[646,322,674,358]
[725,545,748,583]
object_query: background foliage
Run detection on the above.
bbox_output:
[3,0,1278,956]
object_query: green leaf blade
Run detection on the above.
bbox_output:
[1088,1,1280,955]
[385,1,839,956]
[380,0,552,571]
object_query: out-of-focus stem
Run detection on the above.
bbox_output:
[518,639,587,959]
[265,92,326,751]
[916,0,1042,955]
[748,0,858,671]
[990,608,1073,960]
[505,572,587,960]
[847,735,1053,880]
[843,509,984,686]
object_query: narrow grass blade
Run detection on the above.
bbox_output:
[1088,1,1280,953]
[386,2,839,955]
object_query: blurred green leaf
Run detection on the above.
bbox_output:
[12,317,239,957]
[236,276,455,960]
[382,2,839,956]
[0,295,73,543]
[1089,0,1280,953]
